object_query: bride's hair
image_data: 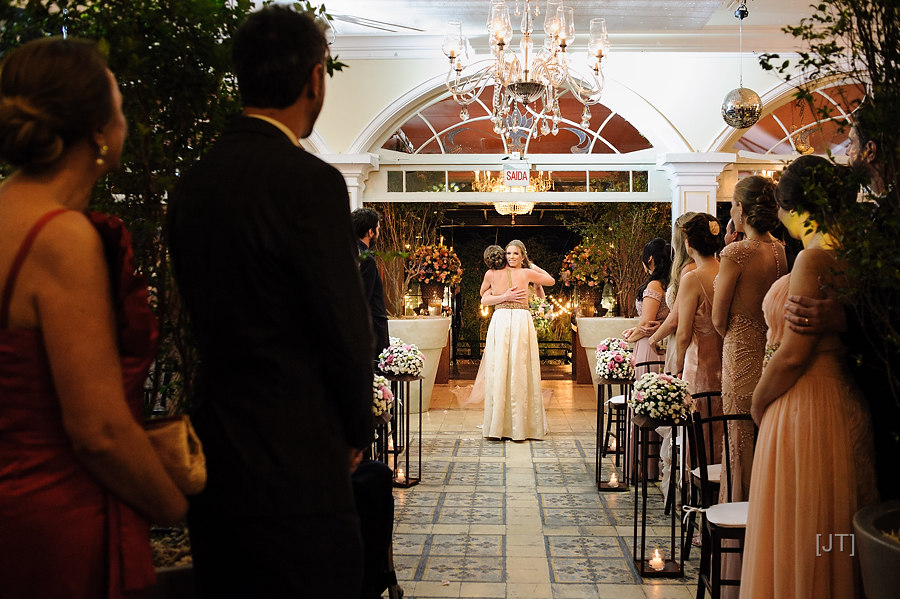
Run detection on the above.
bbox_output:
[506,239,532,268]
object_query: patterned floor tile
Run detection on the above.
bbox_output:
[546,535,626,559]
[447,462,506,486]
[541,507,610,527]
[549,557,638,584]
[420,555,506,583]
[429,534,504,557]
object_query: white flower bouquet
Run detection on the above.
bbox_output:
[373,374,394,424]
[629,372,691,421]
[595,338,634,380]
[377,336,425,378]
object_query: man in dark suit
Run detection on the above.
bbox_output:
[351,208,390,360]
[167,6,374,597]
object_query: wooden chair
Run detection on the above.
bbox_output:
[687,410,756,599]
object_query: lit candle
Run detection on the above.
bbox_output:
[388,438,394,451]
[649,548,665,571]
[608,472,618,488]
[609,437,617,451]
[396,468,406,484]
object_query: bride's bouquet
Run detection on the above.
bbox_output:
[595,337,634,380]
[373,374,394,424]
[629,372,691,421]
[377,336,425,378]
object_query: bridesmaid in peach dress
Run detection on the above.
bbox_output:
[673,214,725,460]
[741,156,877,599]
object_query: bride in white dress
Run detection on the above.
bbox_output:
[478,240,555,440]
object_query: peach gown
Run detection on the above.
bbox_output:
[739,273,878,599]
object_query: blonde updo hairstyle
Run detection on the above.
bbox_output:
[506,239,532,269]
[0,37,112,174]
[669,211,696,301]
[732,175,780,233]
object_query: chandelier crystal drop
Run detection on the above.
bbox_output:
[442,0,609,138]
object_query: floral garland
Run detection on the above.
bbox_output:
[558,242,611,288]
[629,372,691,421]
[377,336,425,378]
[595,337,634,380]
[407,244,463,293]
[372,374,394,424]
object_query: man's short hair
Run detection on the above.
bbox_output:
[232,6,327,109]
[351,208,380,239]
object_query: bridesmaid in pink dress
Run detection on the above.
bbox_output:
[623,238,671,479]
[741,156,877,599]
[673,213,725,463]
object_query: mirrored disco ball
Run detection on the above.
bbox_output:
[721,87,762,128]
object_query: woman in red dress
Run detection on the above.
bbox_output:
[0,38,186,598]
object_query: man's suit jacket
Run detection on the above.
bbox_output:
[168,116,375,516]
[357,239,389,359]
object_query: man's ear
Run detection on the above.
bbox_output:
[307,62,325,100]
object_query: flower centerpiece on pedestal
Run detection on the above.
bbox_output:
[377,336,425,378]
[629,372,691,423]
[529,295,554,336]
[559,242,611,316]
[407,244,463,306]
[595,337,634,381]
[373,374,394,425]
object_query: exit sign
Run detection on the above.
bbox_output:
[503,166,529,187]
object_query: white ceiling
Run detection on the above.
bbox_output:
[308,0,813,51]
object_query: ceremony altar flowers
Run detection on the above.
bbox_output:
[407,244,463,292]
[373,374,394,423]
[529,295,554,331]
[629,372,691,421]
[595,337,634,380]
[377,336,425,378]
[558,242,611,288]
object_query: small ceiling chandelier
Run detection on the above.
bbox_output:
[721,1,762,129]
[473,169,554,224]
[442,0,609,139]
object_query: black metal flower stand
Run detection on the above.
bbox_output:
[596,379,631,492]
[384,373,423,488]
[631,412,685,578]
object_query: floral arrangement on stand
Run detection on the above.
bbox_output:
[372,374,394,425]
[377,337,425,378]
[595,337,634,381]
[406,244,463,293]
[558,242,611,289]
[629,372,691,421]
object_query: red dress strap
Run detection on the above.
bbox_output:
[0,208,68,329]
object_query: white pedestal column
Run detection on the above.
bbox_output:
[388,317,451,413]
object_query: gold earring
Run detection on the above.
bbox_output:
[96,144,109,166]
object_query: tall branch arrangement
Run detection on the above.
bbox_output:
[368,203,446,317]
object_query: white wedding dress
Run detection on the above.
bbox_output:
[479,301,548,440]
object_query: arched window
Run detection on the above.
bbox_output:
[382,85,652,156]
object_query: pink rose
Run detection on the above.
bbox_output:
[614,353,624,363]
[598,344,608,351]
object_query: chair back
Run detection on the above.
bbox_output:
[634,359,665,378]
[688,410,756,505]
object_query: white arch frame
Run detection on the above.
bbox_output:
[346,72,692,156]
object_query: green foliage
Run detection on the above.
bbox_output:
[0,0,253,413]
[759,0,900,406]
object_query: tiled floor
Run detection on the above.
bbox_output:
[387,371,699,599]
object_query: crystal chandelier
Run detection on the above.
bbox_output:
[442,0,609,139]
[473,169,554,223]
